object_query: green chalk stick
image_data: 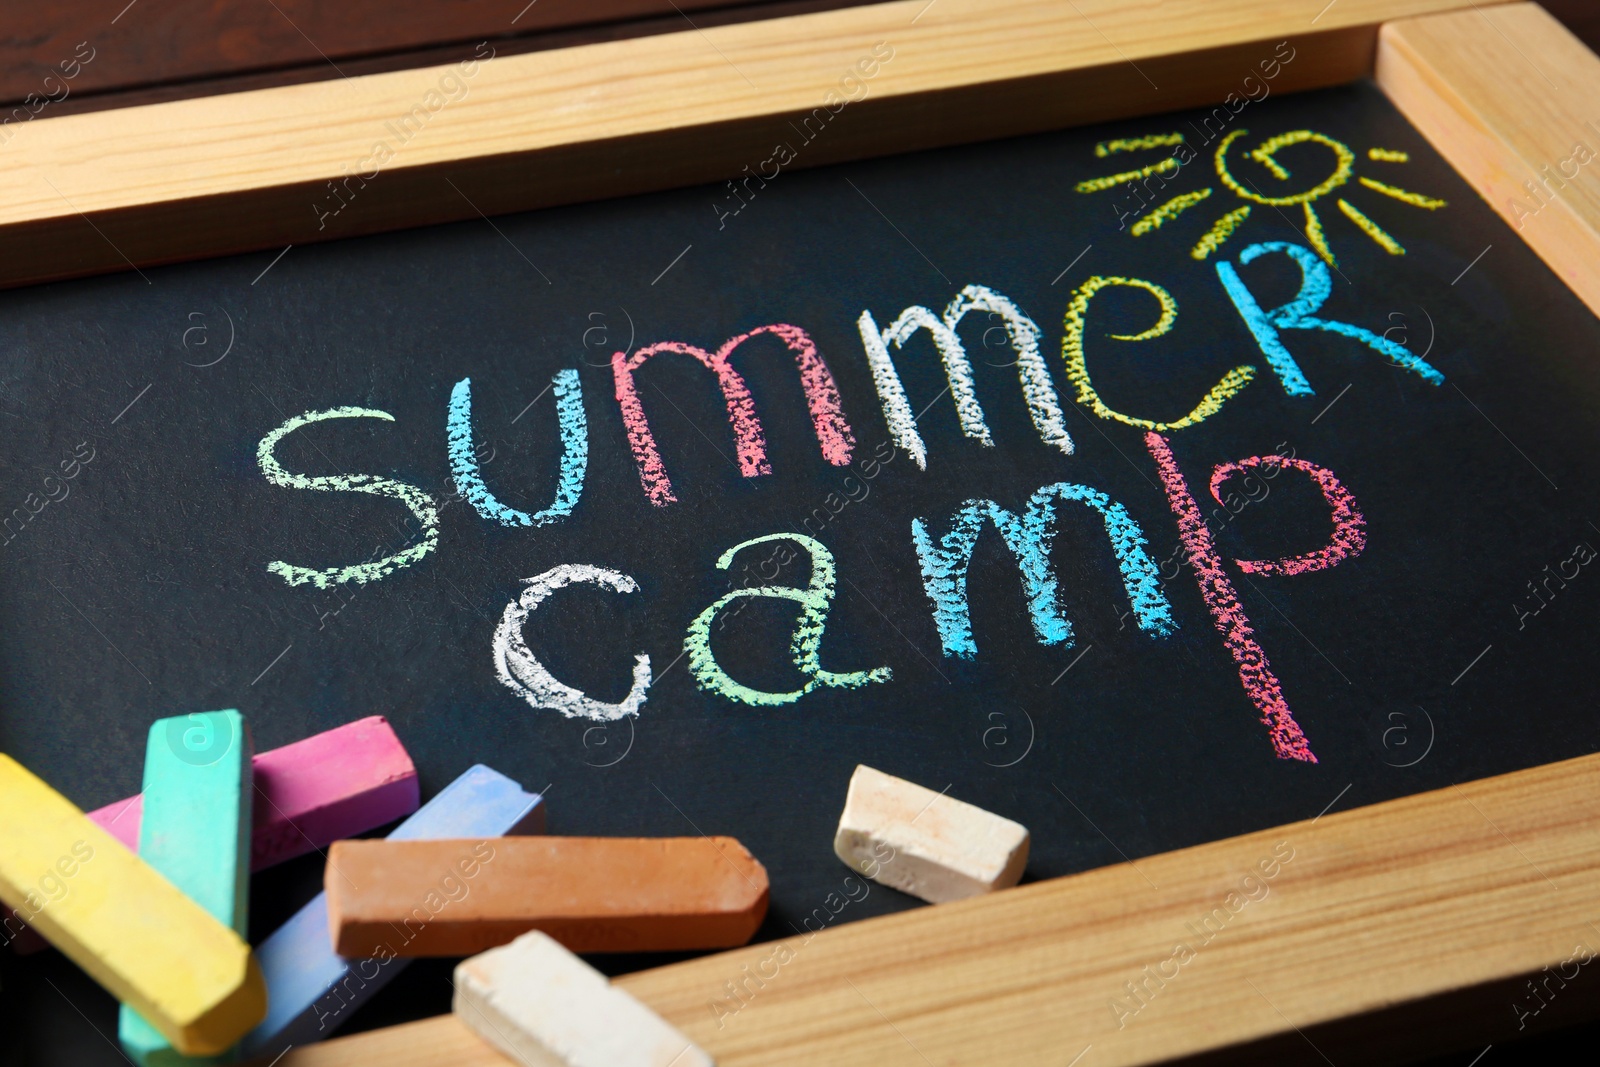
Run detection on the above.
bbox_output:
[118,710,254,1066]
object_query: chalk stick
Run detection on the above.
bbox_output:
[7,716,418,957]
[119,711,255,1067]
[87,715,418,869]
[246,715,420,869]
[327,836,769,957]
[833,764,1029,903]
[235,765,545,1061]
[87,794,144,854]
[3,793,143,954]
[454,931,713,1067]
[0,753,266,1056]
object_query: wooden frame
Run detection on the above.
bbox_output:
[271,752,1600,1066]
[1377,5,1600,316]
[7,1,1600,1062]
[0,0,1565,289]
[1,1,880,120]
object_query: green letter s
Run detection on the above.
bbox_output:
[256,406,438,588]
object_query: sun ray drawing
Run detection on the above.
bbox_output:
[1077,126,1448,266]
[1131,188,1211,236]
[1096,132,1186,157]
[1192,206,1250,260]
[1075,157,1178,194]
[1358,176,1447,210]
[1337,198,1405,254]
[1302,202,1333,264]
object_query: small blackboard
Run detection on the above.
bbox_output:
[5,80,1600,1060]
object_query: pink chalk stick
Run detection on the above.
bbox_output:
[82,715,419,870]
[5,716,419,955]
[244,716,420,870]
[87,794,143,853]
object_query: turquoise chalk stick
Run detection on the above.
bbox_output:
[118,710,255,1066]
[236,764,545,1061]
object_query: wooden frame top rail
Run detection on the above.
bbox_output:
[0,0,1496,289]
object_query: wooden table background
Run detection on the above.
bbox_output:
[0,1,877,115]
[5,0,1592,117]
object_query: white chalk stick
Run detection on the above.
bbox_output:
[833,764,1029,903]
[453,931,712,1067]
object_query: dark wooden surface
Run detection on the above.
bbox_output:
[0,1,754,99]
[0,0,875,116]
[1542,0,1600,50]
[7,1,1595,119]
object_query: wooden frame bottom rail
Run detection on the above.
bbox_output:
[254,750,1600,1066]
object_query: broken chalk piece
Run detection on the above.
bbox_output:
[326,836,768,957]
[0,753,266,1056]
[119,710,255,1067]
[833,764,1029,904]
[454,930,713,1067]
[235,764,545,1062]
[6,715,419,957]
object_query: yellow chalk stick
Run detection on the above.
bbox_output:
[0,753,266,1055]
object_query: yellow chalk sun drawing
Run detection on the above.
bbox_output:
[1077,129,1448,266]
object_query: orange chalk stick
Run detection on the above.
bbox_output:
[325,836,768,957]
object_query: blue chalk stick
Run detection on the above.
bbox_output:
[236,765,543,1060]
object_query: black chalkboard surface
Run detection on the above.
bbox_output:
[5,80,1600,1061]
